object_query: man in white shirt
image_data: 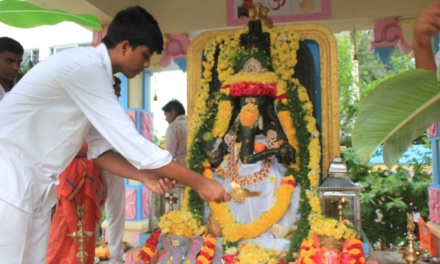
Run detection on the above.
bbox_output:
[0,37,23,101]
[162,99,188,167]
[0,6,230,264]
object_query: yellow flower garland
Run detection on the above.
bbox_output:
[213,100,233,138]
[204,160,296,242]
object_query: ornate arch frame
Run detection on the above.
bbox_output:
[187,23,340,173]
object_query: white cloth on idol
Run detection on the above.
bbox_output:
[209,135,301,252]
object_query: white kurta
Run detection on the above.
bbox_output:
[0,43,172,215]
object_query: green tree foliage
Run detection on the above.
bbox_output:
[336,30,431,248]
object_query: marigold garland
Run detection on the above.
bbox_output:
[136,229,161,263]
[237,242,280,264]
[213,100,233,138]
[196,233,217,264]
[208,170,296,242]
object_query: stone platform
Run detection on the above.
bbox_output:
[97,250,430,263]
[374,251,428,264]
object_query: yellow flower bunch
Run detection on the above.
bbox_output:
[213,100,233,138]
[158,210,205,238]
[269,30,302,81]
[188,36,224,148]
[217,37,238,83]
[237,243,279,264]
[308,213,357,240]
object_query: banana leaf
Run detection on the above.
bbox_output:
[0,0,101,30]
[352,69,440,169]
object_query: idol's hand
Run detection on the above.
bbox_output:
[276,144,296,164]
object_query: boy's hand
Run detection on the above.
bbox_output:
[142,173,176,194]
[195,178,231,203]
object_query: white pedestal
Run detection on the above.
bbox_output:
[101,219,149,246]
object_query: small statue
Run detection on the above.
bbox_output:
[157,234,204,264]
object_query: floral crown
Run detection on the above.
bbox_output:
[221,46,277,98]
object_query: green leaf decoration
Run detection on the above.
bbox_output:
[352,69,440,169]
[0,0,101,30]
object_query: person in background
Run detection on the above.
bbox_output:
[0,36,23,101]
[162,99,188,167]
[413,0,440,71]
[0,6,229,264]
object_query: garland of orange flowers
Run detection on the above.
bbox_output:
[196,233,217,264]
[202,159,296,242]
[296,237,366,264]
[136,229,161,263]
[346,239,367,264]
[297,238,319,264]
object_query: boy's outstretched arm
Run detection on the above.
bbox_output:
[94,150,231,202]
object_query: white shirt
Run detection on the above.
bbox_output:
[165,115,187,166]
[0,43,172,214]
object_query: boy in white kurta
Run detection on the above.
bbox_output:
[0,6,230,264]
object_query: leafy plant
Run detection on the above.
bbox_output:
[0,0,101,29]
[352,69,440,169]
[342,148,431,249]
[337,31,432,248]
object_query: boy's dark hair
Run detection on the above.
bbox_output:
[0,37,24,55]
[162,99,185,116]
[102,6,163,54]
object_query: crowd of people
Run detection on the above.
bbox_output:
[0,1,439,263]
